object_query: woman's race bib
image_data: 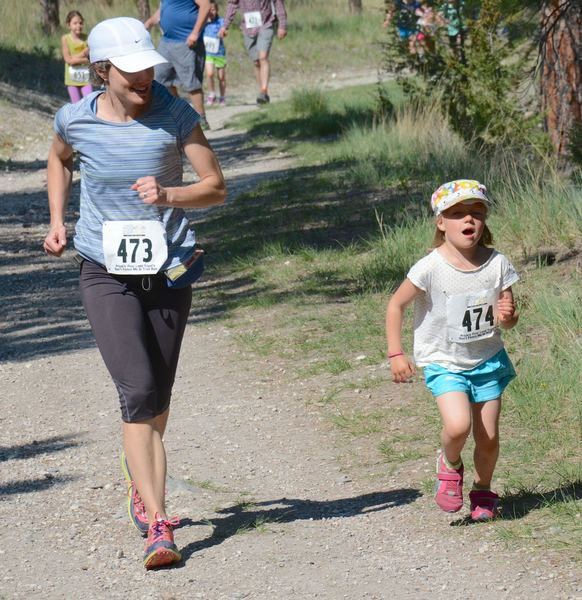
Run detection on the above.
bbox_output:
[446,288,497,343]
[244,11,263,28]
[203,36,221,54]
[102,220,168,275]
[68,65,90,84]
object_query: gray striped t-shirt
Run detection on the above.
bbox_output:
[54,81,200,270]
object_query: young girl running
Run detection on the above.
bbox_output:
[203,0,227,106]
[61,10,92,103]
[386,180,519,520]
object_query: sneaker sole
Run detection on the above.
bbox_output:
[121,452,149,537]
[144,547,181,570]
[120,451,131,485]
[471,509,499,521]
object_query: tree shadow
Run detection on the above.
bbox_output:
[177,489,421,563]
[0,474,75,497]
[231,105,377,142]
[0,433,82,462]
[450,481,582,526]
[0,47,66,105]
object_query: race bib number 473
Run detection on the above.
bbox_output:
[446,288,497,344]
[102,220,168,275]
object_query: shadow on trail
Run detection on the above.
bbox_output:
[0,474,75,497]
[0,159,47,171]
[178,489,421,562]
[450,480,582,526]
[0,433,81,462]
[0,47,66,108]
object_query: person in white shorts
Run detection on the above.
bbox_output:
[386,179,519,521]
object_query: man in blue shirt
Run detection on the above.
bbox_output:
[146,0,211,129]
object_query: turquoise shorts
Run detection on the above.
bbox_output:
[423,349,516,403]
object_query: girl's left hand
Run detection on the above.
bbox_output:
[131,176,167,205]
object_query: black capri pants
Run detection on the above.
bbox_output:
[79,260,192,423]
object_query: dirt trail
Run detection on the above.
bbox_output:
[1,78,581,600]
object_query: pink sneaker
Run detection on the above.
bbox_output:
[435,451,464,513]
[469,490,500,521]
[143,514,181,569]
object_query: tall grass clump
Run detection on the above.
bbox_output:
[490,170,582,257]
[502,280,582,485]
[334,101,484,189]
[356,216,433,293]
[291,88,329,117]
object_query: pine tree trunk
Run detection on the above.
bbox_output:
[540,0,582,156]
[348,0,363,14]
[136,0,151,21]
[40,0,60,35]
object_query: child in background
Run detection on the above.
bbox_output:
[203,1,227,106]
[414,0,438,54]
[61,10,92,103]
[386,180,519,521]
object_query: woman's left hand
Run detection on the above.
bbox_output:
[131,176,167,205]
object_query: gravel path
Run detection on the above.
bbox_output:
[1,78,581,600]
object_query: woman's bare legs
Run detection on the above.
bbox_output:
[123,408,170,522]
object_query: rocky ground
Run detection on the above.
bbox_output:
[1,76,581,600]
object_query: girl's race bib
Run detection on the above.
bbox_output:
[244,11,263,28]
[102,220,168,275]
[68,65,90,84]
[203,36,221,54]
[446,288,497,343]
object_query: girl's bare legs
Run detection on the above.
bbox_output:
[205,62,216,99]
[471,398,501,487]
[217,67,226,98]
[123,408,170,522]
[436,391,472,464]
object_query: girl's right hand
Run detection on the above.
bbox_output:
[390,355,416,383]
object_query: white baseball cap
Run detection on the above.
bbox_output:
[430,179,492,216]
[88,17,168,73]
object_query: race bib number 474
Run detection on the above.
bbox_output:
[102,220,168,275]
[446,288,497,344]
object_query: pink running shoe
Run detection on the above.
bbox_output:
[121,452,149,537]
[434,451,464,513]
[469,490,500,521]
[143,514,181,569]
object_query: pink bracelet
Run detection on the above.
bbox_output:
[388,351,404,359]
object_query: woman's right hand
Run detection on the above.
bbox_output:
[390,355,416,383]
[43,224,67,257]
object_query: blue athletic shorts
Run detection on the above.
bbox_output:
[423,349,516,403]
